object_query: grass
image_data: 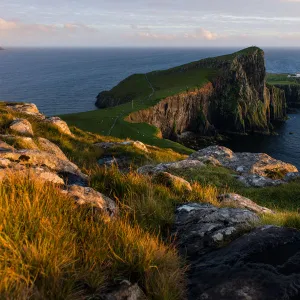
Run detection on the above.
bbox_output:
[267,73,300,86]
[0,174,186,299]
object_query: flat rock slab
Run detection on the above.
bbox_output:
[190,146,298,178]
[138,159,204,175]
[63,185,117,217]
[174,203,259,257]
[187,226,300,300]
[218,193,274,214]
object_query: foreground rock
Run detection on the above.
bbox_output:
[9,119,34,136]
[63,185,117,217]
[44,116,73,136]
[100,280,146,300]
[174,203,259,257]
[187,226,300,300]
[190,146,298,177]
[138,160,204,175]
[0,148,87,185]
[6,103,45,119]
[218,193,274,214]
[153,172,192,192]
[96,140,149,153]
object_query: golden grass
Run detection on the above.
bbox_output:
[0,174,185,299]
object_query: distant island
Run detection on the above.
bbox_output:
[0,47,4,50]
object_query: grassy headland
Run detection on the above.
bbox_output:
[61,47,263,153]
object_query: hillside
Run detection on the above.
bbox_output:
[62,47,286,150]
[2,101,300,299]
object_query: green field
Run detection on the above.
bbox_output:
[267,73,300,86]
[61,47,260,153]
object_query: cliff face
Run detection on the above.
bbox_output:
[274,84,300,108]
[128,49,287,138]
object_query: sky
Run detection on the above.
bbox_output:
[1,0,300,47]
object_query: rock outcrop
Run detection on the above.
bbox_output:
[218,193,274,214]
[174,203,259,257]
[9,118,34,136]
[139,145,298,188]
[183,225,300,300]
[0,102,117,218]
[190,145,298,185]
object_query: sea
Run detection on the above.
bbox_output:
[0,47,300,167]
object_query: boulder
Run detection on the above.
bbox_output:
[0,167,64,185]
[153,172,192,192]
[237,174,285,187]
[0,135,38,150]
[9,119,34,136]
[190,146,297,177]
[100,280,146,300]
[186,226,300,300]
[218,193,274,214]
[0,149,87,185]
[63,185,117,217]
[138,160,204,175]
[6,103,45,119]
[0,140,14,152]
[95,140,149,152]
[174,203,259,257]
[284,172,300,182]
[37,137,68,160]
[121,140,148,152]
[44,117,73,136]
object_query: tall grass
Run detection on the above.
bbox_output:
[0,174,185,299]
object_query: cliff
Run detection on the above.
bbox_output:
[125,48,286,138]
[274,84,300,108]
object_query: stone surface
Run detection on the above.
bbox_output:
[6,103,45,119]
[138,159,204,175]
[153,172,192,192]
[44,116,73,136]
[237,174,285,187]
[174,203,259,257]
[95,140,149,152]
[0,167,64,185]
[218,193,274,214]
[190,146,298,178]
[284,172,300,182]
[186,226,300,300]
[100,280,146,300]
[0,140,14,152]
[9,119,34,136]
[37,137,68,160]
[63,185,117,217]
[0,135,38,150]
[0,149,87,185]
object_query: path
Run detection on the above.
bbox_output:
[106,74,155,136]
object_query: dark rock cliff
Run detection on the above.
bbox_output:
[274,84,300,108]
[127,48,286,138]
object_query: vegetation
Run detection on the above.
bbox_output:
[267,73,300,86]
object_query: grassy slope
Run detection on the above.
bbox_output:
[3,101,300,298]
[267,73,300,86]
[61,47,261,153]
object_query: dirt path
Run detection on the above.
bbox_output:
[107,75,155,136]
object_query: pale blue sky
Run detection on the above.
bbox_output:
[1,0,300,47]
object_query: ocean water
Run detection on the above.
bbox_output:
[1,47,300,167]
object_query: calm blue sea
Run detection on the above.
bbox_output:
[1,47,300,167]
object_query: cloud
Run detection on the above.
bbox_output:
[0,18,18,30]
[185,28,219,40]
